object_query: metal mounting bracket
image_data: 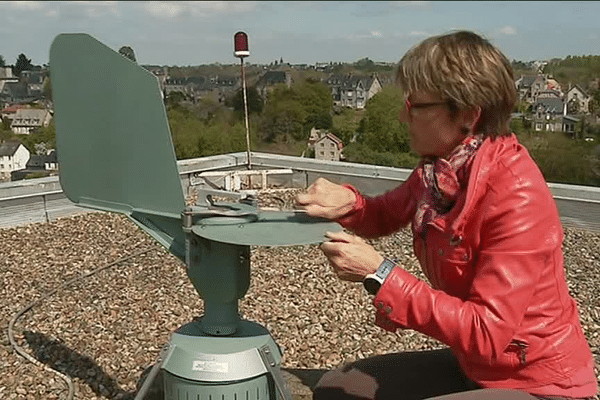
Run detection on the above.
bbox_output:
[258,344,292,400]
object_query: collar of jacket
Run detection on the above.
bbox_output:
[439,134,519,241]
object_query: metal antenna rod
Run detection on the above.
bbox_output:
[241,56,252,171]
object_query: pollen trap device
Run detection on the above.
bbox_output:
[50,33,341,400]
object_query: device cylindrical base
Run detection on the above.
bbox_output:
[161,319,288,400]
[164,371,274,400]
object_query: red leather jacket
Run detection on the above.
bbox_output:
[338,134,597,397]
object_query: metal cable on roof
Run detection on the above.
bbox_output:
[7,243,154,400]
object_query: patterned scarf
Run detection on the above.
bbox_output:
[413,134,484,237]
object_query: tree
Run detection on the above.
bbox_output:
[257,80,334,144]
[359,86,410,153]
[515,100,531,114]
[342,142,419,168]
[118,46,137,63]
[510,117,531,138]
[0,55,5,67]
[590,89,600,117]
[18,118,56,154]
[34,142,49,155]
[192,97,227,123]
[228,86,263,115]
[13,53,33,76]
[168,107,204,159]
[294,80,333,117]
[0,118,14,142]
[294,80,334,136]
[260,97,306,142]
[524,130,597,185]
[166,91,187,108]
[43,77,52,101]
[1,118,11,131]
[304,113,332,131]
[354,57,375,71]
[334,86,418,168]
[331,107,362,144]
[567,98,579,115]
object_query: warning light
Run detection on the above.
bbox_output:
[234,31,249,58]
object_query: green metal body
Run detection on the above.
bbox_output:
[187,237,251,336]
[50,33,341,400]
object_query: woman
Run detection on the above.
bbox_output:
[296,31,598,400]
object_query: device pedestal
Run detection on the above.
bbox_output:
[162,319,290,400]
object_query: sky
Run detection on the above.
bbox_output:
[1,1,600,67]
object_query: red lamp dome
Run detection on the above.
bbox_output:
[234,31,249,58]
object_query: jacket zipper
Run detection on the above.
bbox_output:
[510,340,528,365]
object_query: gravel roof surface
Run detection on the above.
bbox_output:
[1,188,599,400]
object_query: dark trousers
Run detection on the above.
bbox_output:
[312,348,545,400]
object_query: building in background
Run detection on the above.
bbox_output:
[326,74,382,109]
[10,108,52,135]
[0,141,30,181]
[308,128,344,161]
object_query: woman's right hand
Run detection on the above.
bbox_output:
[295,178,357,220]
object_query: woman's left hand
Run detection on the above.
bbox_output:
[320,231,384,282]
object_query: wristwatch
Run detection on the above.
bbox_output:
[363,258,396,295]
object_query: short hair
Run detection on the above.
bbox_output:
[396,30,517,138]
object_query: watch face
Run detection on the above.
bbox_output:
[363,276,382,295]
[364,259,395,295]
